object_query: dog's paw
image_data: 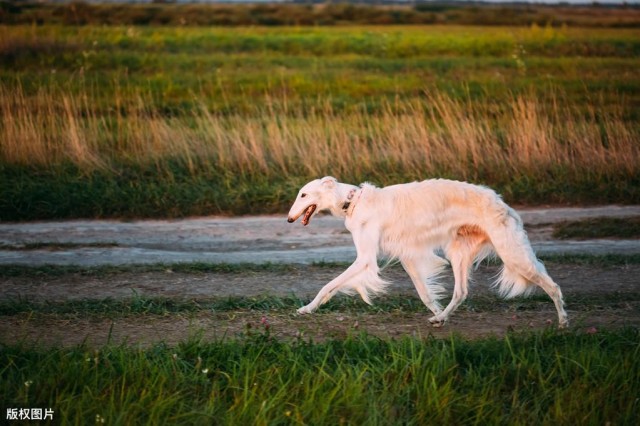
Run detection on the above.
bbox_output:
[297,306,313,315]
[429,316,446,328]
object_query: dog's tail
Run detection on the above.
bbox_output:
[484,205,543,299]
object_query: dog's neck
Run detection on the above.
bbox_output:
[333,183,361,218]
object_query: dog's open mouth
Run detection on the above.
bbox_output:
[301,205,317,226]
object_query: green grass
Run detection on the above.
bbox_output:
[0,165,306,220]
[3,164,638,221]
[1,328,639,425]
[0,295,307,317]
[1,24,639,219]
[3,25,639,113]
[553,217,640,240]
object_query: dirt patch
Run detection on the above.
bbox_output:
[2,263,640,302]
[1,263,638,346]
[3,308,637,348]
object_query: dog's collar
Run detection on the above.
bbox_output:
[341,189,356,211]
[342,188,362,215]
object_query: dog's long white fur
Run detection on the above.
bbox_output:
[287,176,569,328]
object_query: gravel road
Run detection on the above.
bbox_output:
[1,205,639,266]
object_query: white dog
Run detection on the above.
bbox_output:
[287,176,568,328]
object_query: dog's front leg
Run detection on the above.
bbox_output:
[298,225,380,314]
[297,261,368,314]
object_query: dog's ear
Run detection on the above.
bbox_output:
[321,176,337,189]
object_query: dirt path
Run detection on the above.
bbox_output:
[4,305,638,348]
[1,206,639,346]
[1,262,639,346]
[1,206,640,266]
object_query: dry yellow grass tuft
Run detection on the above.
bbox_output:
[1,84,637,184]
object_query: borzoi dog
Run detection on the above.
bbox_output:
[287,176,568,328]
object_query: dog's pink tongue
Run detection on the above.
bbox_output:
[302,205,316,226]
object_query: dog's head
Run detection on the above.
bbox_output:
[287,176,339,226]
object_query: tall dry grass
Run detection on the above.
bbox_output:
[1,83,637,184]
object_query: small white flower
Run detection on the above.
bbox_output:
[24,380,33,387]
[202,368,209,374]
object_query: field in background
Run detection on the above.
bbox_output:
[1,15,639,219]
[2,2,640,27]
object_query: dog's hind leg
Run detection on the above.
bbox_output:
[488,207,569,328]
[502,262,569,328]
[429,246,470,327]
[489,222,569,327]
[401,254,447,316]
[531,270,569,328]
[430,227,489,326]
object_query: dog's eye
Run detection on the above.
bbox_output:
[301,193,307,198]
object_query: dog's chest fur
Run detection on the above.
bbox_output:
[346,209,451,260]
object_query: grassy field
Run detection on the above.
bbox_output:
[2,328,639,425]
[1,21,639,219]
[1,255,639,424]
[2,2,640,27]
